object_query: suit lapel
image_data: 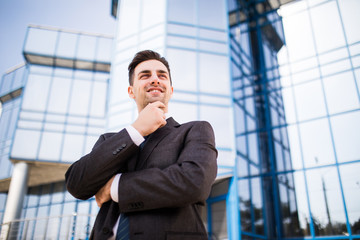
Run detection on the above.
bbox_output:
[136,117,180,170]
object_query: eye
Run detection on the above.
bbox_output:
[140,74,150,79]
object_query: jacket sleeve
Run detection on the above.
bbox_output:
[118,121,218,212]
[65,129,139,200]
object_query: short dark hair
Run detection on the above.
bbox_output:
[128,50,172,86]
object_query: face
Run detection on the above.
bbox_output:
[128,59,173,112]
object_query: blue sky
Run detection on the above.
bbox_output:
[0,0,116,76]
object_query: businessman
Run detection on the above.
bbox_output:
[65,50,218,240]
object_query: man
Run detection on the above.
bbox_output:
[65,50,218,240]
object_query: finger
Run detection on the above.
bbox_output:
[151,101,166,109]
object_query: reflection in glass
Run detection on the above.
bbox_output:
[278,173,302,237]
[339,163,360,235]
[239,179,251,232]
[251,177,264,235]
[307,167,347,236]
[210,201,227,239]
[293,171,311,236]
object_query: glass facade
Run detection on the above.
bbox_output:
[277,0,360,238]
[0,0,359,239]
[0,26,112,239]
[11,26,111,164]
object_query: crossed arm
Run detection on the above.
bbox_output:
[66,101,218,212]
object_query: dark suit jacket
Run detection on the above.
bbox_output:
[65,117,218,240]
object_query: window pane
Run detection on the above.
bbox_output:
[293,171,311,236]
[38,132,63,161]
[307,167,347,236]
[339,0,360,44]
[239,178,251,232]
[251,177,264,235]
[89,81,107,117]
[198,0,227,29]
[168,102,197,124]
[199,53,230,94]
[61,133,84,162]
[310,2,346,53]
[339,163,360,235]
[25,28,57,55]
[47,204,62,239]
[200,105,232,148]
[141,0,165,29]
[294,80,326,121]
[77,35,96,60]
[323,71,358,114]
[167,49,197,92]
[68,79,91,116]
[12,129,41,159]
[48,76,72,114]
[299,118,335,168]
[22,74,51,111]
[210,201,227,239]
[281,11,315,61]
[56,32,77,58]
[96,37,112,62]
[168,0,196,24]
[117,0,141,37]
[331,111,360,163]
[278,173,303,237]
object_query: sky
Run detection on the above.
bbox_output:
[0,0,116,76]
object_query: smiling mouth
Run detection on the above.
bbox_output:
[147,88,163,93]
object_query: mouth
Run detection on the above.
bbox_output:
[147,87,163,93]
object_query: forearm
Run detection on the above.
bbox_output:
[65,129,138,200]
[118,155,217,212]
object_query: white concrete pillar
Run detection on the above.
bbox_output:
[0,162,29,240]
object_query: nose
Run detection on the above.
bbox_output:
[150,74,160,85]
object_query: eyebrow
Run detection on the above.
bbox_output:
[137,69,169,76]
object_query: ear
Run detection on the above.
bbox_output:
[170,86,174,98]
[128,86,135,99]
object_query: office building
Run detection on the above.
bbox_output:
[0,0,359,239]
